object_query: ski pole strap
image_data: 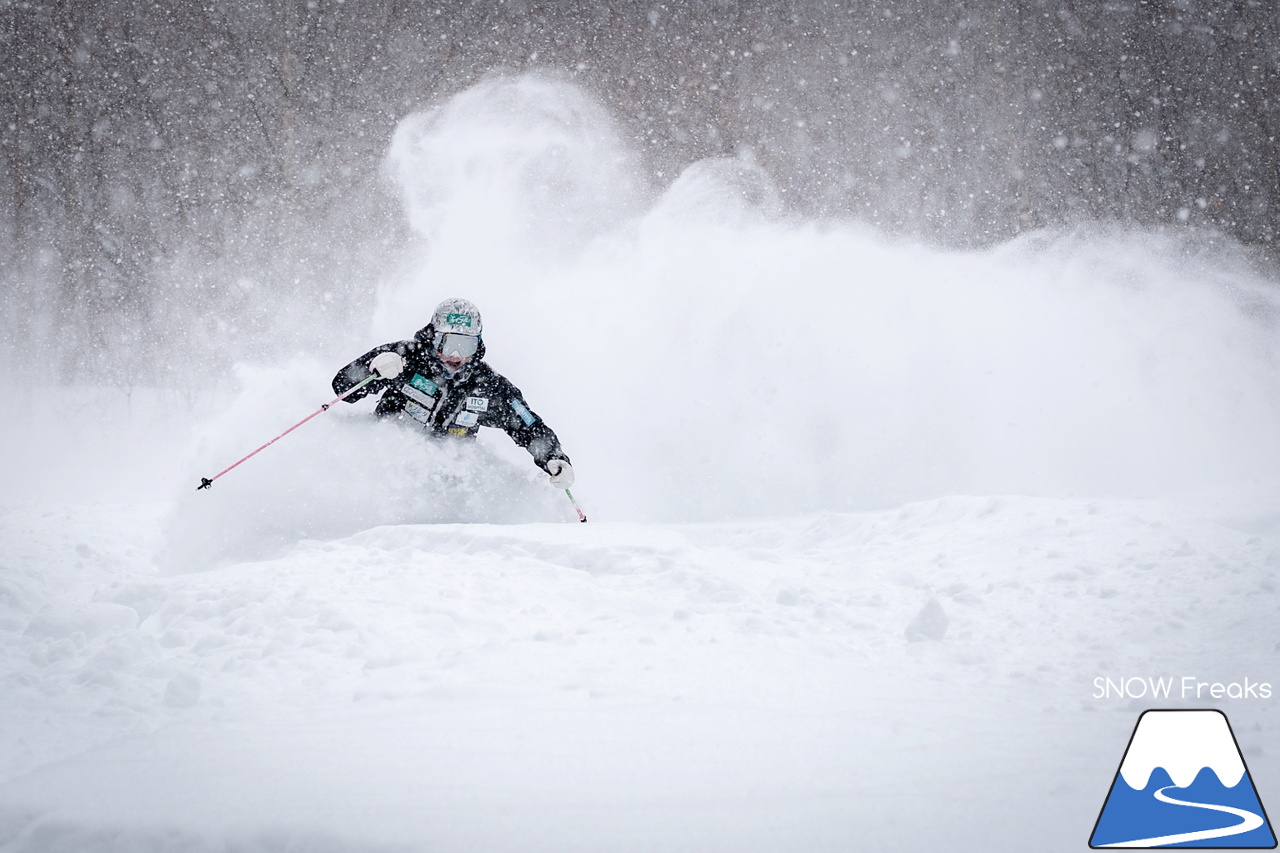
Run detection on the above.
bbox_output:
[197,373,378,491]
[564,488,587,523]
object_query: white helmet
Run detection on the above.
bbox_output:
[431,298,482,336]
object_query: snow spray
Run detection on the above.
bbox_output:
[376,73,1280,522]
[11,74,1280,528]
[196,374,377,491]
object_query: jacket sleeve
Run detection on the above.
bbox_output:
[486,378,570,471]
[332,341,411,402]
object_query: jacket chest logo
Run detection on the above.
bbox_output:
[408,374,438,395]
[465,397,489,412]
[401,374,439,409]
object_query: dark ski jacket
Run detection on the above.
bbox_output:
[332,330,570,472]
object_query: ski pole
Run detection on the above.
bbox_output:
[197,373,378,491]
[564,488,587,523]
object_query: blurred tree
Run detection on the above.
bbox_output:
[0,0,1276,383]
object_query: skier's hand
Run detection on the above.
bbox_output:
[546,459,575,488]
[370,351,404,380]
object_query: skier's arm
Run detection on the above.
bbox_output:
[331,342,411,402]
[486,381,570,472]
[516,420,570,472]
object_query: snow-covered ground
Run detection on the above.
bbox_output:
[2,475,1278,851]
[2,76,1280,852]
[2,380,1278,851]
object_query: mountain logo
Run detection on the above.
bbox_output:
[1090,709,1276,848]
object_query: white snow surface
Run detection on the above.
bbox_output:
[3,483,1279,852]
[1,485,1278,852]
[3,76,1280,852]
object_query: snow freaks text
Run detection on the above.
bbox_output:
[1092,677,1274,701]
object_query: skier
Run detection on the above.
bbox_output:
[332,298,575,489]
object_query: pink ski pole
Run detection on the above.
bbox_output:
[196,373,377,491]
[564,488,587,522]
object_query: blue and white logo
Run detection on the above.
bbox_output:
[510,398,537,427]
[1090,709,1276,848]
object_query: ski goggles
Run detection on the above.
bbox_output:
[434,332,480,359]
